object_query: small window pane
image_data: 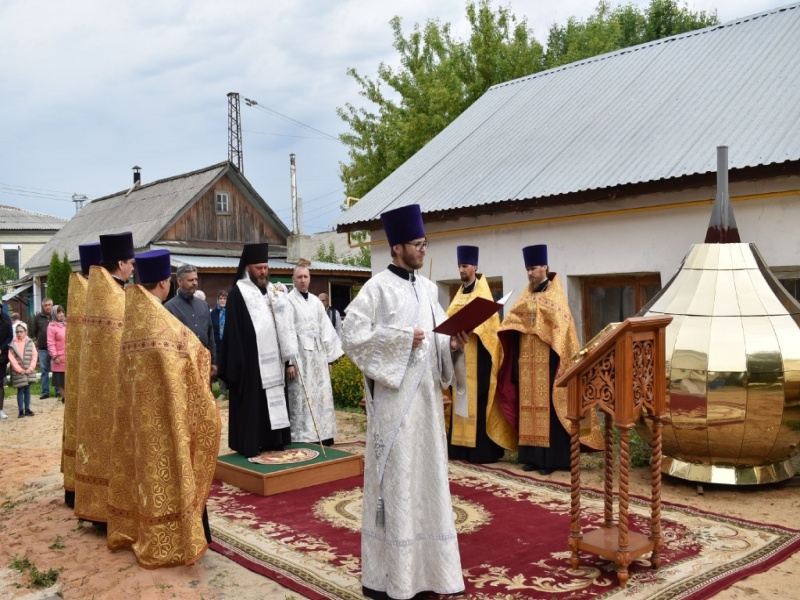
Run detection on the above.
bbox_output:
[215,192,229,213]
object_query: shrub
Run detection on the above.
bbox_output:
[331,355,364,410]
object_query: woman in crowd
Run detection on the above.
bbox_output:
[8,322,37,418]
[48,305,67,403]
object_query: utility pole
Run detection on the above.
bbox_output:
[72,193,88,213]
[227,92,244,172]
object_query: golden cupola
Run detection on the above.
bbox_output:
[639,146,800,485]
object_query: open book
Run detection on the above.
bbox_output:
[433,289,514,335]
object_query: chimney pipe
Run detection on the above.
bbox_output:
[133,165,142,186]
[704,146,740,243]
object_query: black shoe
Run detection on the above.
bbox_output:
[40,394,49,399]
[18,411,24,418]
[539,468,555,475]
[24,409,34,416]
[522,464,537,472]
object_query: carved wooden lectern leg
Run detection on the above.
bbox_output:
[603,412,614,528]
[616,426,632,587]
[649,413,664,568]
[569,419,582,570]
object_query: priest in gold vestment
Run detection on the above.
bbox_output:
[446,245,508,463]
[62,242,103,509]
[495,245,602,474]
[107,249,220,568]
[74,232,135,526]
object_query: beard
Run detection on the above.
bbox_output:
[400,247,424,270]
[249,272,269,292]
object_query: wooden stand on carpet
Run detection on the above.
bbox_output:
[555,316,672,588]
[214,445,364,496]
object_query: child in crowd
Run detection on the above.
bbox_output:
[8,322,37,418]
[48,305,67,402]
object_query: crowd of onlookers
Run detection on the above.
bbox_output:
[0,298,64,420]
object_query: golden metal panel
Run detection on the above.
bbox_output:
[661,269,703,315]
[702,243,721,271]
[717,244,734,271]
[668,369,708,462]
[711,270,740,317]
[747,268,790,315]
[784,370,800,407]
[743,317,783,373]
[686,270,718,316]
[767,400,800,462]
[706,371,747,461]
[733,270,767,316]
[727,244,749,270]
[664,456,796,485]
[682,244,707,270]
[742,243,760,269]
[647,273,683,314]
[738,371,783,465]
[708,317,747,372]
[663,314,685,372]
[770,315,800,372]
[671,317,711,371]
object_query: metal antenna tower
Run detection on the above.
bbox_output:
[227,92,244,172]
[72,193,88,213]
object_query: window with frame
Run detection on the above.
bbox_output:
[215,191,230,214]
[3,248,20,277]
[581,274,661,342]
[774,267,800,304]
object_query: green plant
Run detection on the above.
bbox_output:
[49,536,65,550]
[28,566,60,589]
[331,355,364,410]
[9,555,32,571]
[9,555,60,589]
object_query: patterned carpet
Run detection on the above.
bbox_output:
[208,445,800,600]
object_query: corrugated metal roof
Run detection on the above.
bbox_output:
[0,204,66,230]
[25,162,291,272]
[337,4,800,228]
[169,254,371,273]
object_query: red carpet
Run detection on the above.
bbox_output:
[208,448,800,600]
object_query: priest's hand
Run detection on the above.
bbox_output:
[450,330,470,351]
[412,328,426,349]
[287,365,297,380]
[210,364,218,379]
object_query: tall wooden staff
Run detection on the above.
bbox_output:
[267,283,327,457]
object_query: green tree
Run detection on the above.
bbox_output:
[544,0,717,68]
[338,0,543,200]
[338,0,718,199]
[47,251,70,309]
[313,237,371,268]
[0,264,18,297]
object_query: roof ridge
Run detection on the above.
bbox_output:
[0,204,67,221]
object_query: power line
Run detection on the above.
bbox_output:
[243,128,338,141]
[243,97,341,142]
[0,182,75,201]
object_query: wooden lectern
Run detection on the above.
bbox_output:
[554,315,672,587]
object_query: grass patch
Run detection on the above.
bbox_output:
[8,555,61,589]
[72,519,85,531]
[49,536,66,550]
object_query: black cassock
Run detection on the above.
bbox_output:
[218,284,291,458]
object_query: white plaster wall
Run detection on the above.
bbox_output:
[365,175,800,344]
[0,231,55,276]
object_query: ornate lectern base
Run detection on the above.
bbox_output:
[663,456,797,485]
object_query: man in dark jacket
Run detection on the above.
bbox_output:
[164,264,216,381]
[30,297,53,399]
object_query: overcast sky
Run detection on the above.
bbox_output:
[0,0,790,234]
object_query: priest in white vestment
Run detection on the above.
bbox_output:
[342,204,468,600]
[285,263,343,444]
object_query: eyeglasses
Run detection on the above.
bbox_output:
[405,240,429,250]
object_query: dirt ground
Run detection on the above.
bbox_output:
[1,395,799,599]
